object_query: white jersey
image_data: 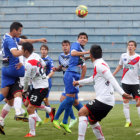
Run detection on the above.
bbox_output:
[119,53,140,85]
[18,45,27,86]
[78,58,124,106]
[23,52,48,92]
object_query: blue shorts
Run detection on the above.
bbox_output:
[45,78,52,98]
[1,65,25,88]
[64,71,80,94]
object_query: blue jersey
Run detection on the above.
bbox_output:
[42,55,54,76]
[1,33,20,66]
[59,53,70,74]
[67,42,85,73]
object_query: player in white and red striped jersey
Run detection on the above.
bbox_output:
[73,45,132,140]
[22,42,55,137]
[113,40,140,128]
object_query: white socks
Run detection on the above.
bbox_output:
[78,116,88,140]
[137,106,140,117]
[21,107,25,114]
[29,114,36,136]
[1,103,12,118]
[37,105,51,114]
[14,97,22,115]
[91,122,105,140]
[34,111,42,122]
[0,103,12,126]
[123,103,131,122]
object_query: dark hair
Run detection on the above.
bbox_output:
[22,42,33,54]
[20,35,27,39]
[90,45,102,59]
[128,40,137,47]
[40,44,49,51]
[78,32,88,39]
[61,40,70,45]
[10,22,23,32]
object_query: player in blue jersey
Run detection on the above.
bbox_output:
[0,22,47,134]
[53,33,89,133]
[53,40,77,127]
[0,51,5,102]
[40,44,55,124]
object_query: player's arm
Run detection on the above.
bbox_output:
[80,64,87,80]
[113,54,123,76]
[73,76,93,86]
[53,65,63,72]
[71,50,89,56]
[99,65,132,99]
[113,65,123,76]
[10,48,23,57]
[19,38,47,44]
[84,56,90,60]
[23,63,32,92]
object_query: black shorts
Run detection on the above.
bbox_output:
[85,99,113,122]
[122,83,140,98]
[6,80,22,100]
[28,88,48,106]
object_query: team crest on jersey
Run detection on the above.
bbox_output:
[123,58,127,61]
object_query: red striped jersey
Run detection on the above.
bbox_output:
[119,53,140,84]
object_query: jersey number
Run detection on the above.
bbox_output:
[30,95,37,102]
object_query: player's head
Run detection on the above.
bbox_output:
[90,45,102,62]
[10,22,23,38]
[127,40,137,54]
[77,32,88,47]
[40,44,49,58]
[62,40,70,55]
[22,42,34,58]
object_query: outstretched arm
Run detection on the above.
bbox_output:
[113,65,123,76]
[19,38,47,44]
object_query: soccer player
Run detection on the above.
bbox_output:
[22,42,55,137]
[73,45,133,140]
[53,32,89,133]
[1,22,47,119]
[53,40,77,128]
[113,40,140,127]
[40,44,54,124]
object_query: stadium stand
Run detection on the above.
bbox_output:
[0,0,140,91]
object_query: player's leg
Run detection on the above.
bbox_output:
[133,84,140,118]
[78,106,89,140]
[69,95,82,128]
[122,83,132,127]
[60,71,78,133]
[43,98,50,123]
[12,81,28,121]
[0,99,13,135]
[85,99,112,140]
[36,104,55,122]
[43,78,52,123]
[24,104,36,137]
[0,94,5,102]
[53,93,67,129]
[60,96,75,133]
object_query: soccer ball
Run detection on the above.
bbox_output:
[76,5,88,18]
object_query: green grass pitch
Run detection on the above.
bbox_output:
[0,103,140,140]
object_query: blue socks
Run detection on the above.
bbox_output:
[69,108,75,120]
[0,94,4,102]
[54,99,66,120]
[63,96,75,124]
